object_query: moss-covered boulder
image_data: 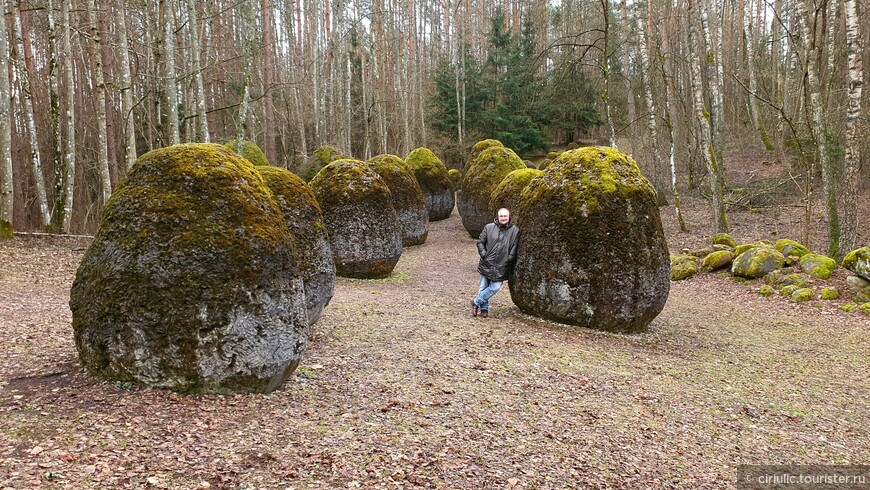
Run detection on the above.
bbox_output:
[799,253,836,280]
[310,159,402,278]
[759,285,775,297]
[566,142,580,150]
[842,247,870,281]
[367,154,428,246]
[405,147,455,221]
[458,146,526,238]
[489,168,543,220]
[820,287,840,300]
[779,273,814,289]
[791,288,814,302]
[297,146,349,182]
[840,303,859,312]
[712,233,736,249]
[861,303,870,315]
[257,166,335,324]
[465,139,505,169]
[671,255,698,281]
[734,243,757,256]
[510,147,670,333]
[546,151,560,159]
[731,246,786,279]
[224,139,269,167]
[70,143,308,394]
[701,250,734,272]
[447,168,461,188]
[846,275,870,303]
[780,284,800,297]
[774,238,811,260]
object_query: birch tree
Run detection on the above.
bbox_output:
[635,0,664,198]
[116,4,137,171]
[688,0,729,233]
[188,0,209,143]
[0,0,13,238]
[162,0,180,145]
[796,0,838,257]
[11,0,51,227]
[87,0,112,205]
[838,0,861,259]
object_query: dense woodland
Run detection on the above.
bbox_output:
[0,0,865,259]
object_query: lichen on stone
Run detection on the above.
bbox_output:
[841,247,870,281]
[671,255,698,281]
[774,238,811,260]
[732,246,785,279]
[799,253,836,280]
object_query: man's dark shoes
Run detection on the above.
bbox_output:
[480,310,489,318]
[471,300,479,317]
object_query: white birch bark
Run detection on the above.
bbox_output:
[116,4,138,172]
[688,0,728,233]
[46,0,63,228]
[12,0,51,227]
[601,0,617,148]
[0,0,13,237]
[619,0,637,155]
[87,0,112,205]
[701,0,725,173]
[796,0,839,257]
[162,0,180,145]
[61,0,75,232]
[635,0,663,196]
[744,0,773,150]
[188,0,209,143]
[838,0,861,259]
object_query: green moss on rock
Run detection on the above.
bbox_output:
[298,145,349,182]
[224,139,269,167]
[780,284,800,296]
[799,253,836,280]
[466,139,505,169]
[840,302,859,312]
[732,246,786,279]
[510,146,670,333]
[841,247,870,280]
[861,303,870,315]
[701,250,734,272]
[405,147,455,221]
[489,168,543,220]
[447,168,461,188]
[734,243,756,256]
[774,238,811,260]
[458,146,526,238]
[70,143,308,394]
[256,166,335,324]
[309,159,402,278]
[546,151,560,159]
[367,154,429,246]
[566,142,580,150]
[820,287,840,300]
[791,288,814,302]
[712,233,736,249]
[759,285,775,297]
[671,255,698,281]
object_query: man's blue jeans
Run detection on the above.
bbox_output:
[474,275,503,311]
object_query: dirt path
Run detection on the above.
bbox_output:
[1,211,869,489]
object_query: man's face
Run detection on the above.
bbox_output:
[497,210,510,225]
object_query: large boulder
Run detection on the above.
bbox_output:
[489,168,543,220]
[368,154,429,246]
[310,159,402,278]
[224,139,269,167]
[458,146,526,238]
[297,145,349,182]
[701,250,734,272]
[732,246,786,279]
[70,143,308,394]
[509,147,670,333]
[842,247,870,281]
[671,255,699,281]
[774,238,811,263]
[405,147,455,221]
[465,139,504,170]
[257,166,335,325]
[799,253,836,280]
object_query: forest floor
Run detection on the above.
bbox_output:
[1,160,869,488]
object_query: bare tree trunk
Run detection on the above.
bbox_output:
[236,0,254,152]
[46,0,65,232]
[161,0,180,145]
[87,0,112,205]
[701,0,726,174]
[635,0,664,199]
[744,0,774,150]
[796,0,838,256]
[61,0,75,232]
[188,0,209,143]
[116,4,137,172]
[688,0,728,233]
[11,0,51,227]
[838,0,861,259]
[262,0,276,164]
[658,9,686,232]
[619,0,637,155]
[0,0,12,237]
[601,0,617,148]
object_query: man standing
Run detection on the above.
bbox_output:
[471,208,520,318]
